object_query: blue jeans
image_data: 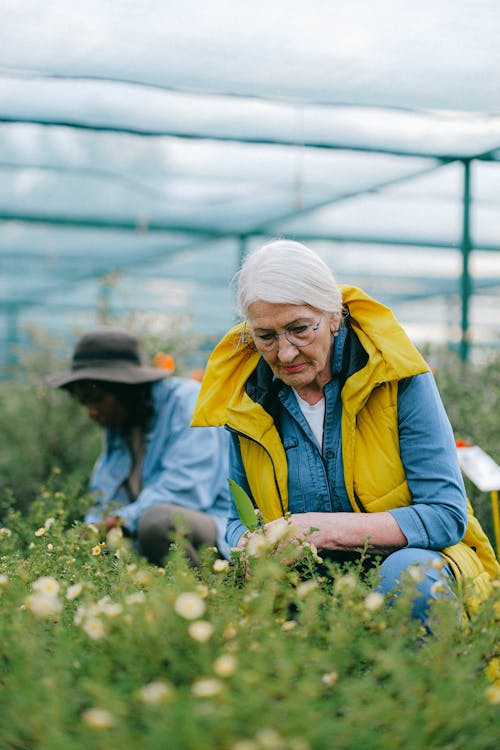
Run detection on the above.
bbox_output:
[376,548,456,622]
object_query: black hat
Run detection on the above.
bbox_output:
[46,327,168,388]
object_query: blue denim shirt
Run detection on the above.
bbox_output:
[226,328,467,550]
[85,378,231,557]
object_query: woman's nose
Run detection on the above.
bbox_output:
[276,336,298,360]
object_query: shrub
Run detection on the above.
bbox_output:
[0,488,498,749]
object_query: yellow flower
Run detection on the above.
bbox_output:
[34,527,46,537]
[188,620,214,642]
[139,680,174,705]
[364,592,385,611]
[82,707,117,728]
[281,620,297,632]
[191,678,224,698]
[213,558,230,574]
[92,545,101,556]
[485,657,500,684]
[213,653,237,677]
[174,592,206,620]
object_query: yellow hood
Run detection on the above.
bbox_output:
[191,285,428,427]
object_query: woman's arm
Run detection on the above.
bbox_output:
[259,510,407,554]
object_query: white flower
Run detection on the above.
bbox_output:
[407,565,424,583]
[44,517,56,530]
[333,574,357,594]
[485,684,500,705]
[431,556,447,570]
[25,592,63,619]
[213,654,237,677]
[191,678,224,698]
[32,576,60,596]
[213,558,230,574]
[364,592,385,611]
[0,574,9,585]
[321,671,338,686]
[281,620,297,632]
[125,591,146,605]
[96,596,123,617]
[92,545,101,556]
[296,580,318,599]
[82,707,117,728]
[430,580,446,596]
[174,592,206,620]
[0,527,12,538]
[264,522,291,546]
[82,617,106,640]
[188,620,214,642]
[106,526,124,549]
[255,728,284,748]
[139,680,174,705]
[66,582,84,601]
[245,532,268,558]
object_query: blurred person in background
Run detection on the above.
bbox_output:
[192,239,499,621]
[47,327,230,564]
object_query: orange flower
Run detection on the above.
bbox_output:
[153,352,175,373]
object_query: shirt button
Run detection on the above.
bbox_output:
[325,450,335,459]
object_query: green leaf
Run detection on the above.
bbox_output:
[227,478,258,531]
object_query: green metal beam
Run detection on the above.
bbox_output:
[2,211,500,253]
[459,160,472,362]
[3,113,499,163]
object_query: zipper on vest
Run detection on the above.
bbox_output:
[225,426,286,517]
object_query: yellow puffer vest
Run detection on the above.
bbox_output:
[192,286,500,602]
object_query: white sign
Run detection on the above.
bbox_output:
[457,445,500,492]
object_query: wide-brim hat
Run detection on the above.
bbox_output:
[46,327,168,388]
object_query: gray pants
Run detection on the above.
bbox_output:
[137,503,218,566]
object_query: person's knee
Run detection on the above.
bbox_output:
[376,548,457,622]
[137,504,178,560]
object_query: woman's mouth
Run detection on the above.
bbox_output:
[282,363,304,374]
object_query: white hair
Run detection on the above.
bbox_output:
[236,239,343,319]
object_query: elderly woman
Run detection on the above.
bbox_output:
[193,239,498,619]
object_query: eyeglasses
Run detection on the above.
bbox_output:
[243,314,324,353]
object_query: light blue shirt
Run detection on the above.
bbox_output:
[226,328,467,551]
[85,378,231,557]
